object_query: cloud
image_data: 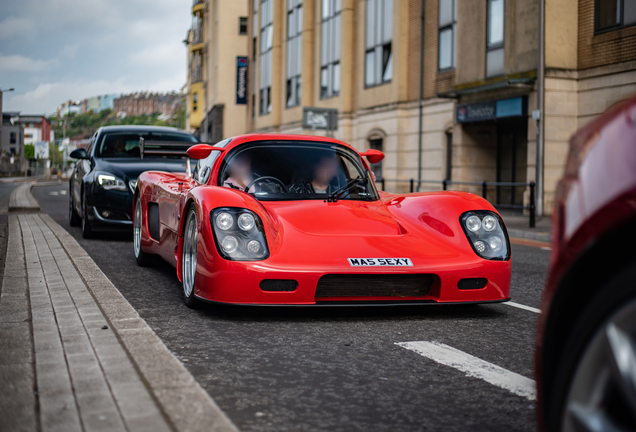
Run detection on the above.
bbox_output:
[0,16,36,40]
[128,42,184,66]
[0,53,59,72]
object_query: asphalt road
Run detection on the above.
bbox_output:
[31,183,549,432]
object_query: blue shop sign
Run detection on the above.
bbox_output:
[456,96,526,123]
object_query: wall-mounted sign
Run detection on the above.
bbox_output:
[302,107,338,131]
[236,56,248,105]
[456,96,527,123]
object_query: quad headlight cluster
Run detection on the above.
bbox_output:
[210,208,269,261]
[460,211,510,260]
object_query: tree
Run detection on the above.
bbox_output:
[24,144,34,160]
[49,142,64,165]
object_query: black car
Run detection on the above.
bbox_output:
[69,125,198,238]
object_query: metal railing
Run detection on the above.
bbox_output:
[192,0,204,7]
[376,178,536,228]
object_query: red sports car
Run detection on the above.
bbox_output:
[133,134,512,307]
[536,96,636,431]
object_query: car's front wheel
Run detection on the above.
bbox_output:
[553,262,636,432]
[133,194,152,266]
[182,203,201,308]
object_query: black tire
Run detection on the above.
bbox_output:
[69,194,81,227]
[133,194,152,266]
[181,203,201,308]
[81,193,93,239]
[546,261,636,432]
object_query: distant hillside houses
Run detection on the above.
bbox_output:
[113,92,183,119]
[57,93,119,117]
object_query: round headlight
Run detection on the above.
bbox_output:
[466,215,481,233]
[221,236,238,253]
[489,236,503,253]
[474,240,487,254]
[237,213,255,231]
[216,212,234,230]
[483,215,497,232]
[246,240,261,255]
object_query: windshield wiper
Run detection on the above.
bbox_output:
[325,176,366,202]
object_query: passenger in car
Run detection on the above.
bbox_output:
[289,153,340,194]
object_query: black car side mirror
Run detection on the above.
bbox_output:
[69,148,88,160]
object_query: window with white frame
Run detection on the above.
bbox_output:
[486,0,504,77]
[365,0,393,87]
[320,0,341,99]
[287,0,303,107]
[259,0,273,115]
[438,0,456,71]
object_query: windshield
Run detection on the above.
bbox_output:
[96,131,198,158]
[217,141,378,201]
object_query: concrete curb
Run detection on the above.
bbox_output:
[8,182,40,212]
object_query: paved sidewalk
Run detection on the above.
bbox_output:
[0,212,238,431]
[9,183,40,212]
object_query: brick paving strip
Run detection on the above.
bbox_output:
[8,183,40,212]
[0,212,238,432]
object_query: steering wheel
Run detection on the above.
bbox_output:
[244,176,289,193]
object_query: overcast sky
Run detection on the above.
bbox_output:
[0,0,192,115]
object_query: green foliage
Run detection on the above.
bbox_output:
[24,144,34,160]
[49,142,64,165]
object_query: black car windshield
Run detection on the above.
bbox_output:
[96,131,198,158]
[217,141,378,201]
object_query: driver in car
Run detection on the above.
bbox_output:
[289,153,340,194]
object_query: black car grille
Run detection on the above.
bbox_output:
[315,274,435,299]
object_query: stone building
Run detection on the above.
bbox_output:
[186,0,636,216]
[185,0,250,142]
[113,92,182,118]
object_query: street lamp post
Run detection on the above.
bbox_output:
[0,88,15,153]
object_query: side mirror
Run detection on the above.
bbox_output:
[69,148,88,160]
[186,144,226,160]
[360,149,385,164]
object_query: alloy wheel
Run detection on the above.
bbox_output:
[182,211,198,298]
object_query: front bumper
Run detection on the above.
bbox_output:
[192,259,512,306]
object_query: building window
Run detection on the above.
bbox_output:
[260,0,273,115]
[438,0,457,71]
[596,0,636,32]
[192,93,198,112]
[369,137,383,180]
[321,0,342,99]
[239,17,248,35]
[365,0,393,87]
[287,0,303,108]
[486,0,504,77]
[252,0,258,119]
[10,132,16,144]
[445,131,452,181]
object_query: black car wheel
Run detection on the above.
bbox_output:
[133,194,152,266]
[69,193,81,227]
[81,194,93,239]
[550,262,636,432]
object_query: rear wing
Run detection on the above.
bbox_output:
[139,137,196,159]
[139,138,204,178]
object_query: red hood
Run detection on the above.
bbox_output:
[261,200,403,236]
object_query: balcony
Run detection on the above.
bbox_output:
[191,24,203,46]
[192,0,204,14]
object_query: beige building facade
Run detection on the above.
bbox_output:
[186,0,249,142]
[187,0,636,216]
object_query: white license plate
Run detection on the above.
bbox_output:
[348,258,413,267]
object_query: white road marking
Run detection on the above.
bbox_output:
[50,191,59,196]
[396,341,536,401]
[541,246,551,251]
[504,301,541,314]
[60,190,67,195]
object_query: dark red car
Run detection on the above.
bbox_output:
[536,96,636,431]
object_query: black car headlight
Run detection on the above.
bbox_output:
[96,171,127,192]
[210,208,270,261]
[460,211,510,260]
